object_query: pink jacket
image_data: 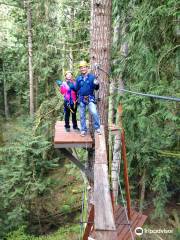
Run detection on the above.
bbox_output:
[60,80,77,103]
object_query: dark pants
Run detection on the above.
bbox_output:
[64,101,78,129]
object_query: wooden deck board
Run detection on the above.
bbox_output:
[54,121,93,148]
[117,211,138,238]
[54,121,121,148]
[114,205,147,240]
[91,205,147,239]
[94,126,116,233]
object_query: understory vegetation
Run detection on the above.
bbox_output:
[0,0,179,239]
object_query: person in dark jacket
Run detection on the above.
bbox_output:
[71,60,101,136]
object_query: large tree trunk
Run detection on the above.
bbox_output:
[24,0,34,117]
[88,0,112,227]
[90,0,112,136]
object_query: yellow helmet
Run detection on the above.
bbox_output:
[65,70,72,76]
[79,60,88,68]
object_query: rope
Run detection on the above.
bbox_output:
[117,174,135,240]
[112,130,134,240]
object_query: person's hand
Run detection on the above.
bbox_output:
[93,79,99,85]
[56,80,62,87]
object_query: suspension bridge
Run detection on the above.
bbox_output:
[54,120,147,240]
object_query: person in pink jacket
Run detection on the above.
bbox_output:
[58,71,79,132]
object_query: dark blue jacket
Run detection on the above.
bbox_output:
[73,73,99,97]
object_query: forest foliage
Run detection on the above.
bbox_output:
[0,0,179,239]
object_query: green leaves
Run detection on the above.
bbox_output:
[112,0,179,218]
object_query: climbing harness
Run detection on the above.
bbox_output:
[79,95,96,105]
[64,84,78,113]
[64,99,77,114]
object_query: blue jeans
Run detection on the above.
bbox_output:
[79,101,100,131]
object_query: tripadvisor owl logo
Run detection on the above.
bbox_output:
[135,227,144,236]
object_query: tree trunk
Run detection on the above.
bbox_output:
[69,47,73,71]
[139,168,146,213]
[89,0,112,196]
[90,0,112,137]
[2,63,9,119]
[69,7,74,71]
[111,104,123,204]
[34,76,38,111]
[24,0,34,117]
[111,134,121,204]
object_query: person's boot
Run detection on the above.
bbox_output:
[73,126,80,132]
[65,127,70,132]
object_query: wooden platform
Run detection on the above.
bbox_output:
[115,205,147,240]
[89,205,147,239]
[54,121,121,148]
[54,121,93,148]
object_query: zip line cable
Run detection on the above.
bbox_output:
[116,88,180,102]
[93,64,180,102]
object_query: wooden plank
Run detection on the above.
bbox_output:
[114,205,147,240]
[57,149,94,182]
[115,207,127,227]
[117,210,137,238]
[95,126,107,164]
[83,205,94,240]
[123,213,147,240]
[94,125,117,237]
[96,230,118,240]
[54,133,93,143]
[54,143,92,148]
[94,164,116,230]
[54,121,93,148]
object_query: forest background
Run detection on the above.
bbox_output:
[0,0,179,239]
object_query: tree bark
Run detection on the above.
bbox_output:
[111,134,121,204]
[24,0,34,117]
[90,0,112,137]
[139,168,146,213]
[111,104,123,204]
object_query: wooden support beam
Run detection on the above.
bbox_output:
[83,205,94,240]
[56,149,94,182]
